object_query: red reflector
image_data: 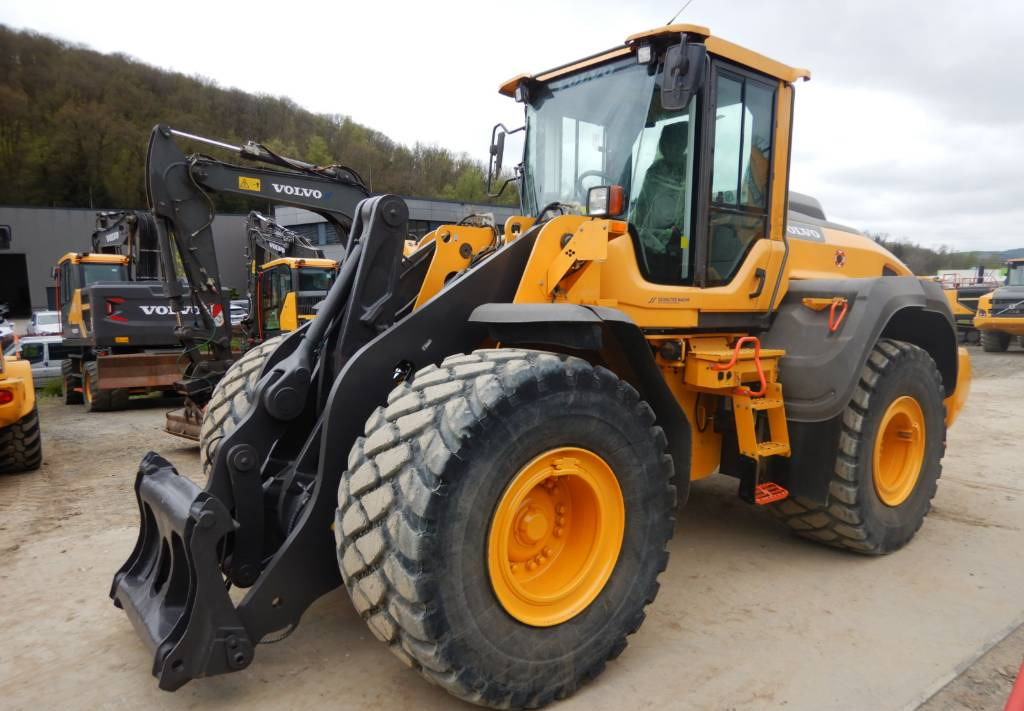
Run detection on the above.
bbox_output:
[0,390,13,405]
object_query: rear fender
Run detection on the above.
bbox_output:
[761,276,960,502]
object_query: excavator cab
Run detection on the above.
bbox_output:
[255,257,338,339]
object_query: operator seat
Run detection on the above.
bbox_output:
[632,121,689,280]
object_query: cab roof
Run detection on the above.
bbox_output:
[261,257,338,270]
[57,252,130,266]
[499,24,810,96]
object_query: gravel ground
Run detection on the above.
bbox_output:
[0,347,1022,710]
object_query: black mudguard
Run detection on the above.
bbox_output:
[470,302,692,506]
[761,276,958,502]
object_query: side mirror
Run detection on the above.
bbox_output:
[486,123,524,198]
[490,129,506,180]
[662,38,707,111]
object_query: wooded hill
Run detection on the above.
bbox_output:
[0,25,515,211]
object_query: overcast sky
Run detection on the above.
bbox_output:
[2,0,1021,250]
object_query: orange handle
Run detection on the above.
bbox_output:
[711,336,767,397]
[828,298,849,333]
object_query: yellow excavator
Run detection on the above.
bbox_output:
[109,24,970,708]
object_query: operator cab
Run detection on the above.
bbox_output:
[1005,259,1024,287]
[256,257,338,339]
[52,253,130,339]
[494,24,809,295]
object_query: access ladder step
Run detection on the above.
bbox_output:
[748,397,784,411]
[754,482,789,505]
[755,441,790,457]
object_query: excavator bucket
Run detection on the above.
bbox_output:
[110,452,254,689]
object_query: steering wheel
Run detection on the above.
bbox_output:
[575,170,614,197]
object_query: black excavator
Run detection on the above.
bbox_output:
[141,126,371,438]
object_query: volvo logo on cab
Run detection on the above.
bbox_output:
[272,183,323,199]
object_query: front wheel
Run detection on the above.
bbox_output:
[769,339,946,554]
[980,330,1010,352]
[0,405,42,473]
[61,359,82,405]
[336,349,675,708]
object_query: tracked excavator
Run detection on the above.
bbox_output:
[109,25,971,708]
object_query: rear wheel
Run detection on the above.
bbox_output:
[0,405,42,473]
[1017,336,1024,350]
[82,361,129,412]
[199,335,283,477]
[769,339,946,554]
[61,359,82,405]
[336,349,675,708]
[980,330,1010,352]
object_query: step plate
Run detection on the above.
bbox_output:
[754,482,789,505]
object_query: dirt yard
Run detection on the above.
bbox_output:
[1,349,1022,711]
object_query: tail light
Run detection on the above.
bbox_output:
[0,389,13,405]
[106,296,128,322]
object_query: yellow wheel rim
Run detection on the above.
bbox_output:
[83,371,92,404]
[872,395,926,507]
[487,447,625,627]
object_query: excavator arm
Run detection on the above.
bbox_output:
[144,124,371,403]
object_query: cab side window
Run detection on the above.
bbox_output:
[707,70,776,286]
[20,343,44,364]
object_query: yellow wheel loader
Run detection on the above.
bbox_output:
[110,24,971,708]
[0,343,42,473]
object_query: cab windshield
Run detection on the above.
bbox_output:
[298,267,335,292]
[522,56,698,282]
[1008,265,1024,286]
[82,263,126,285]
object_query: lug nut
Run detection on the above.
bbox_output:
[556,504,566,515]
[526,561,537,571]
[543,546,553,556]
[554,527,564,538]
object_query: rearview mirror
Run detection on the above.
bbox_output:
[486,123,524,198]
[661,38,707,111]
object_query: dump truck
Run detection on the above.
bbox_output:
[0,341,42,473]
[110,24,971,708]
[974,257,1024,351]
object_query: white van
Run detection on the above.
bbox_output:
[3,335,71,385]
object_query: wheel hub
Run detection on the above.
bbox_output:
[488,447,624,627]
[873,395,926,507]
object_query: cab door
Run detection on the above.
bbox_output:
[689,60,791,318]
[257,264,291,339]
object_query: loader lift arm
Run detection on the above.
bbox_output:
[145,124,371,403]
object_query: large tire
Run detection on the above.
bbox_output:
[199,335,284,477]
[82,361,129,412]
[61,359,82,405]
[336,349,675,708]
[769,339,946,554]
[1017,335,1024,350]
[980,330,1010,352]
[0,405,43,473]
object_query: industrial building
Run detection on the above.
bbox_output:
[0,197,519,315]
